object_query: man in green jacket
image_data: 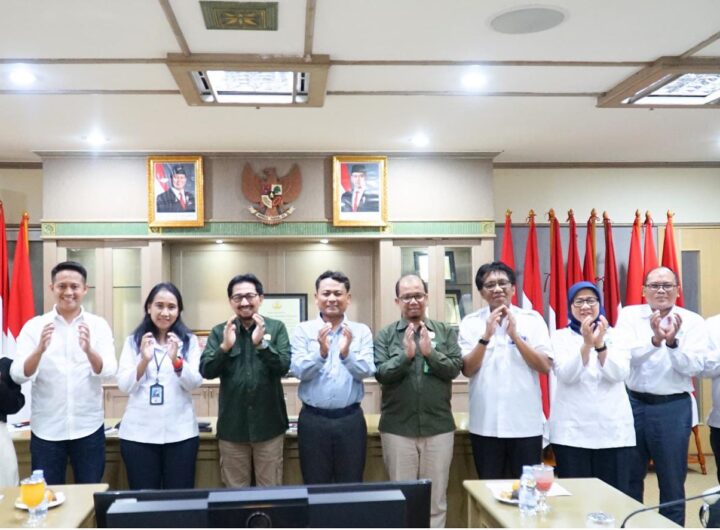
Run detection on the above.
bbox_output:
[200,273,290,487]
[374,274,463,528]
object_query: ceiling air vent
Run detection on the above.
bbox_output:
[168,53,329,107]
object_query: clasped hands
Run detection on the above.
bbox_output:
[403,321,432,359]
[650,310,682,348]
[318,322,352,359]
[482,305,518,343]
[220,313,267,352]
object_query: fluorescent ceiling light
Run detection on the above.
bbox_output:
[204,70,309,104]
[84,132,108,146]
[319,239,329,244]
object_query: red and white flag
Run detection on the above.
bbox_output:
[499,210,519,306]
[7,212,35,423]
[522,211,550,419]
[566,209,583,287]
[522,210,543,312]
[602,212,622,325]
[626,210,644,306]
[642,211,659,300]
[583,209,598,283]
[548,209,568,333]
[154,163,169,192]
[661,211,685,307]
[7,212,35,354]
[0,202,8,355]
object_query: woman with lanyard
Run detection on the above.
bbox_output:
[548,281,635,496]
[117,282,203,489]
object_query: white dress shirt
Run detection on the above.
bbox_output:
[614,304,707,395]
[549,327,635,448]
[10,307,117,441]
[290,315,375,409]
[117,335,203,444]
[701,315,720,428]
[458,305,552,438]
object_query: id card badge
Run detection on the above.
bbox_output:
[149,383,164,405]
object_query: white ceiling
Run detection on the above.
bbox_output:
[0,0,719,163]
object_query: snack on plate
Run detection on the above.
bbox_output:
[45,488,56,503]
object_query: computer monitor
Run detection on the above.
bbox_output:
[94,479,431,528]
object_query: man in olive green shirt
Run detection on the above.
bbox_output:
[374,274,463,528]
[200,273,290,487]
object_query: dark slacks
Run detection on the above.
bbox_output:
[710,426,720,484]
[469,433,542,479]
[552,443,633,497]
[628,394,691,527]
[298,404,367,484]
[120,436,199,490]
[30,425,106,485]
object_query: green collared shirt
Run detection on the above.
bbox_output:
[374,318,462,437]
[200,316,290,443]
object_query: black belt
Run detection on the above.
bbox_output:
[628,389,689,405]
[302,402,360,419]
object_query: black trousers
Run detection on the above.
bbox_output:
[297,404,367,484]
[552,443,633,497]
[711,426,720,484]
[469,433,543,479]
[120,436,199,490]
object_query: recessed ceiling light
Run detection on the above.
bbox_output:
[215,239,224,244]
[490,6,566,35]
[411,133,429,148]
[462,71,487,91]
[83,132,108,147]
[9,66,36,86]
[319,238,329,244]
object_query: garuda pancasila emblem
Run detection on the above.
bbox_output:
[241,163,302,225]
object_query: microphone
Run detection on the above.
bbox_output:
[620,490,720,528]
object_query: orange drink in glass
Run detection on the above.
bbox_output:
[20,477,45,526]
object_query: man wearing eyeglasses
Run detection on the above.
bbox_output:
[200,273,290,487]
[458,261,552,480]
[374,274,462,527]
[614,266,707,526]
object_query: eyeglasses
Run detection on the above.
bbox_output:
[572,297,599,307]
[399,293,427,303]
[230,293,259,303]
[644,283,677,292]
[482,280,512,291]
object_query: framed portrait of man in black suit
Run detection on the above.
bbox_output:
[148,155,204,228]
[332,155,387,227]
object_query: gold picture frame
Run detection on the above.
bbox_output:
[148,155,204,228]
[332,155,388,227]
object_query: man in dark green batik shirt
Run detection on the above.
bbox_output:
[374,274,463,528]
[200,273,290,488]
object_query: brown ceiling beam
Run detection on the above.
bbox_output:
[159,0,191,57]
[304,0,317,57]
[328,90,600,97]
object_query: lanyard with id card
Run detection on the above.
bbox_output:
[149,347,167,405]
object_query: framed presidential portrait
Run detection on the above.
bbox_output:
[148,155,204,228]
[332,155,387,227]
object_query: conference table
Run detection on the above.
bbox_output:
[464,478,680,528]
[0,483,108,528]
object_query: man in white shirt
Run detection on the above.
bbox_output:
[458,261,552,479]
[11,261,116,485]
[614,266,707,527]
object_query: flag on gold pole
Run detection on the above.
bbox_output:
[566,209,583,287]
[626,210,644,306]
[583,209,598,282]
[499,210,518,306]
[661,211,685,307]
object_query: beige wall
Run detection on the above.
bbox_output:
[40,154,494,222]
[0,168,43,223]
[493,167,720,224]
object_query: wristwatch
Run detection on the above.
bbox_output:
[478,337,490,346]
[259,339,270,350]
[666,339,679,349]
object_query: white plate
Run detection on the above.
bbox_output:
[494,491,519,505]
[14,491,65,510]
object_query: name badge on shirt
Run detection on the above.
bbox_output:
[149,383,164,406]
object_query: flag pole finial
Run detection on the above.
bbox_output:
[602,210,610,222]
[667,210,674,219]
[505,209,512,217]
[645,210,652,223]
[547,208,556,221]
[527,209,536,222]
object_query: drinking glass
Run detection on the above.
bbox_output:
[532,464,554,513]
[20,476,46,527]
